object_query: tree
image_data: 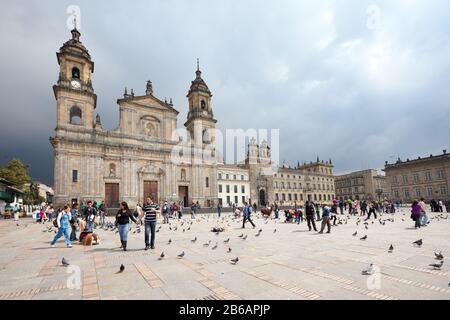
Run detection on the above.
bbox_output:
[0,158,31,190]
[23,182,45,205]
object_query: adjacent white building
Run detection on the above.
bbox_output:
[217,165,250,207]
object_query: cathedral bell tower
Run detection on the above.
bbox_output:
[184,60,217,150]
[184,60,218,207]
[53,25,97,131]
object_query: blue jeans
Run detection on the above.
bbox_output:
[118,224,129,241]
[145,221,156,247]
[51,227,71,246]
[70,225,77,241]
[86,220,94,232]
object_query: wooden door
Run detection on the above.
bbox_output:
[144,181,158,203]
[105,183,120,208]
[178,186,188,207]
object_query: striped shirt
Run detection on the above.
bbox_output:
[143,203,160,223]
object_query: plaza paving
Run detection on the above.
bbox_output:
[0,209,449,300]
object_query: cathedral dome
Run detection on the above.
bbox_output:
[59,28,92,61]
[187,60,212,97]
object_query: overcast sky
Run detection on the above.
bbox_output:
[1,0,449,185]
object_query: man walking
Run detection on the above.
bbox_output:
[242,203,256,229]
[217,202,223,219]
[83,201,97,232]
[315,203,321,221]
[305,201,318,232]
[143,197,160,250]
[366,202,377,220]
[318,205,332,234]
[190,202,197,219]
[99,200,107,226]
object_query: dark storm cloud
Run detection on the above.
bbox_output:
[1,0,449,185]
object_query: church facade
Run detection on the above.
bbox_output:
[50,28,335,209]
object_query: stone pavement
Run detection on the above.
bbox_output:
[0,209,449,300]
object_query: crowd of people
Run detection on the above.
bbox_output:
[14,195,444,250]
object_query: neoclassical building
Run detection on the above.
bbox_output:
[50,27,335,208]
[384,151,449,203]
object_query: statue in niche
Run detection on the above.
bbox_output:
[146,122,156,137]
[109,163,116,177]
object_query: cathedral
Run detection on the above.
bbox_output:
[51,27,335,209]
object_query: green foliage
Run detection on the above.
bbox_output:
[0,158,31,190]
[23,182,45,205]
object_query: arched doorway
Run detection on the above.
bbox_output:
[259,189,266,207]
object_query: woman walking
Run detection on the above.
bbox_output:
[115,202,138,251]
[51,205,73,248]
[411,200,422,229]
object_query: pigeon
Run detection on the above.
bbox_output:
[203,240,211,247]
[159,252,165,260]
[365,225,368,230]
[168,239,172,245]
[223,238,230,244]
[238,234,244,238]
[352,231,357,237]
[274,229,277,233]
[429,261,444,270]
[388,244,394,253]
[119,264,125,273]
[255,232,261,237]
[434,252,444,260]
[178,251,185,258]
[227,247,232,253]
[211,243,218,250]
[191,237,197,243]
[362,264,375,275]
[231,257,239,265]
[413,239,423,247]
[360,235,368,241]
[258,229,263,233]
[61,258,69,267]
[242,235,248,240]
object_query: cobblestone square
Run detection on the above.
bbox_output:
[0,209,449,300]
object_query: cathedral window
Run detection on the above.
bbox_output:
[201,100,206,110]
[70,106,82,125]
[72,170,78,182]
[205,177,210,188]
[181,169,186,181]
[72,67,80,79]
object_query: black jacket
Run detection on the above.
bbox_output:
[305,204,315,216]
[115,209,137,225]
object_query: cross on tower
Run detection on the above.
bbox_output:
[73,14,78,30]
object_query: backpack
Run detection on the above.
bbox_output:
[53,218,58,228]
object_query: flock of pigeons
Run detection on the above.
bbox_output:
[55,210,447,287]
